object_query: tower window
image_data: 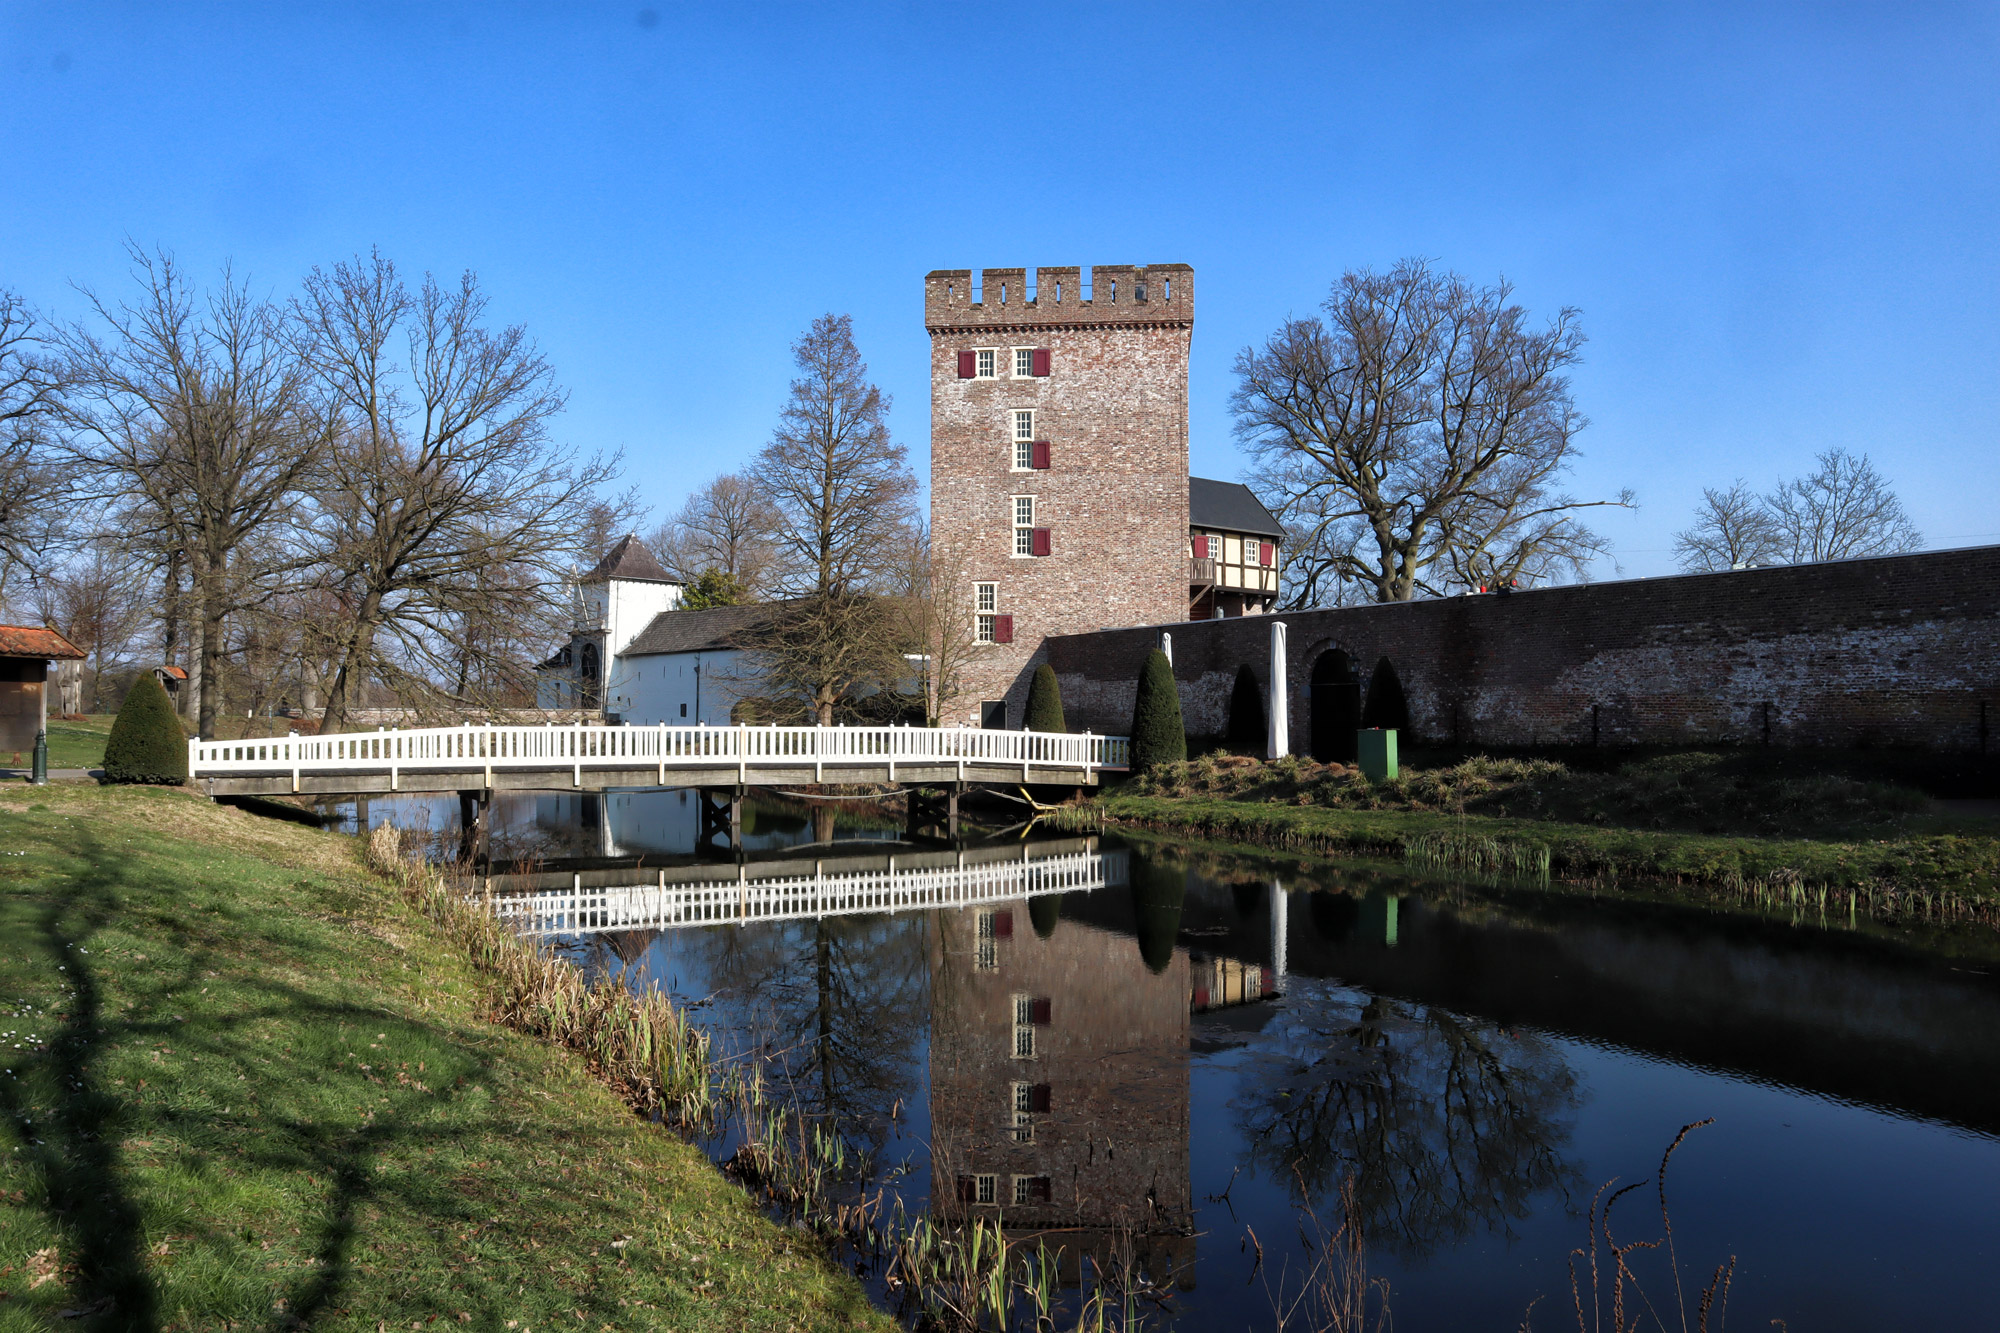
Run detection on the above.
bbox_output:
[1014,347,1035,378]
[976,349,997,378]
[1012,496,1035,557]
[1012,411,1035,469]
[1012,993,1037,1058]
[974,582,999,644]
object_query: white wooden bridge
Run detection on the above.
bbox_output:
[486,838,1128,935]
[187,722,1129,798]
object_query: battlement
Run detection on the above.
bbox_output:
[924,264,1193,330]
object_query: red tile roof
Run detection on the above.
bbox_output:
[0,625,86,660]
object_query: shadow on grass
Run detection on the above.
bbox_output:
[0,823,554,1332]
[0,840,158,1330]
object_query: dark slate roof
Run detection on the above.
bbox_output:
[622,602,791,657]
[1189,478,1286,539]
[0,624,86,660]
[582,535,678,585]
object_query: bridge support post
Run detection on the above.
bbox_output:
[355,795,371,835]
[457,790,491,865]
[698,786,744,852]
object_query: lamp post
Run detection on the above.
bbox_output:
[31,657,48,784]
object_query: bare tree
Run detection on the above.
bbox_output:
[0,290,69,602]
[751,314,917,599]
[648,471,781,593]
[890,524,978,728]
[34,546,150,710]
[745,314,918,724]
[58,249,320,737]
[1673,480,1784,572]
[292,250,615,731]
[1766,448,1922,564]
[1234,258,1631,605]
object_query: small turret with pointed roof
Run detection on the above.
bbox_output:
[583,534,678,585]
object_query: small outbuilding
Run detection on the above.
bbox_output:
[0,625,87,759]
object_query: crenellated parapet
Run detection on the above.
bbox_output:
[925,264,1193,333]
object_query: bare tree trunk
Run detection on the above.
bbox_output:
[319,596,384,734]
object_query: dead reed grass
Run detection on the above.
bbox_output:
[363,823,713,1124]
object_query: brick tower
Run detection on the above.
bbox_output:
[927,264,1192,727]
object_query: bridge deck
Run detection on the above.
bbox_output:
[189,722,1128,797]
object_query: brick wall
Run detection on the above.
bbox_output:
[928,900,1194,1278]
[1043,544,2000,753]
[927,265,1192,727]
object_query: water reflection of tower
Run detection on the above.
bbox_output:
[929,899,1196,1288]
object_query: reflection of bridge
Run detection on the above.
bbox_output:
[187,723,1129,798]
[489,839,1129,935]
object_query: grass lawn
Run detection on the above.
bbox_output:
[0,784,891,1332]
[1098,787,2000,904]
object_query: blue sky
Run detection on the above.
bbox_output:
[4,3,1997,579]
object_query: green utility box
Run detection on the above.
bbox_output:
[1357,728,1398,781]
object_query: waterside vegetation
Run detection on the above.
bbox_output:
[1086,750,2000,916]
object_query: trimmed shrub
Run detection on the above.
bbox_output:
[100,671,187,785]
[1226,664,1265,751]
[1025,663,1067,733]
[1361,656,1411,733]
[1129,649,1186,772]
[1029,893,1062,939]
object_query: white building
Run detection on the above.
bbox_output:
[535,536,787,725]
[534,536,683,713]
[612,601,780,725]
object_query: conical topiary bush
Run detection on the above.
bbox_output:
[1129,649,1185,772]
[1025,663,1067,733]
[101,671,188,785]
[1226,664,1265,752]
[1361,656,1411,734]
[1130,858,1187,975]
[1030,893,1062,939]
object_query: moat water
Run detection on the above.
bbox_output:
[347,790,2000,1332]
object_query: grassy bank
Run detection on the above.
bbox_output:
[1091,784,2000,920]
[0,783,891,1332]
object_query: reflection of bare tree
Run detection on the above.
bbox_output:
[1236,983,1581,1258]
[684,913,929,1156]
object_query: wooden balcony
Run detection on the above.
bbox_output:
[1190,557,1217,585]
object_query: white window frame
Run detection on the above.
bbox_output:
[1012,993,1036,1059]
[1012,496,1036,558]
[974,582,998,645]
[1012,1174,1037,1205]
[975,348,998,379]
[975,908,999,969]
[1012,347,1036,378]
[974,1173,998,1205]
[1010,1080,1036,1143]
[1011,410,1036,470]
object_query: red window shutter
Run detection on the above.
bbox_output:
[956,1175,976,1203]
[1030,528,1051,557]
[992,910,1013,938]
[1031,440,1051,470]
[957,351,976,379]
[1031,347,1051,377]
[1192,536,1209,559]
[992,614,1013,644]
[1031,1176,1052,1202]
[1261,542,1275,567]
[1030,1083,1051,1113]
[1194,987,1210,1008]
[1031,996,1051,1025]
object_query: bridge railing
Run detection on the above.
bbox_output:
[187,722,1131,780]
[493,847,1129,935]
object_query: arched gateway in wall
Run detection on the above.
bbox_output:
[1310,649,1361,763]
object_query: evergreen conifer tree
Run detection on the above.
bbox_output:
[101,672,188,785]
[1360,656,1411,733]
[1025,663,1067,733]
[1129,649,1186,771]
